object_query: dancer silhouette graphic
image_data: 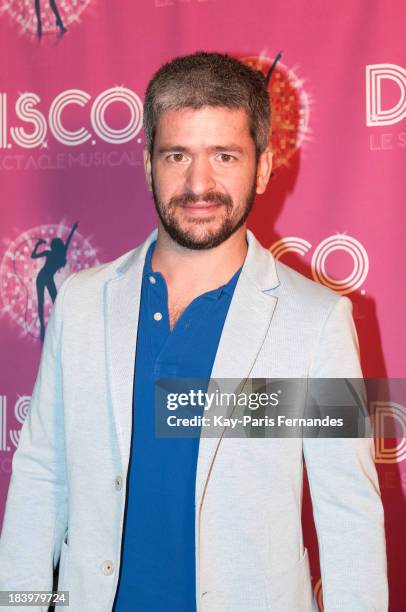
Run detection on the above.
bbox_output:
[35,0,67,39]
[31,222,78,342]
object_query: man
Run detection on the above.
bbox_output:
[0,52,388,611]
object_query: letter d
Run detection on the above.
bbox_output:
[366,63,406,126]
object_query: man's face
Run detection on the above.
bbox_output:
[144,106,271,249]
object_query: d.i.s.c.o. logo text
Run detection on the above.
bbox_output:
[0,87,144,170]
[0,53,310,170]
[366,63,406,151]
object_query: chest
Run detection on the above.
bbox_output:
[167,292,196,330]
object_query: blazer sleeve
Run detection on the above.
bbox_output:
[303,296,388,612]
[0,273,76,603]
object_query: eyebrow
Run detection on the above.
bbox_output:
[156,144,245,155]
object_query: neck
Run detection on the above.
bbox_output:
[151,223,248,293]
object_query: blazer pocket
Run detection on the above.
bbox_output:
[265,547,313,612]
[57,540,70,591]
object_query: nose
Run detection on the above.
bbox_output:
[184,155,216,196]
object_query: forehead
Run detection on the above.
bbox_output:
[154,106,252,147]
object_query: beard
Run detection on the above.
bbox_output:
[150,170,258,250]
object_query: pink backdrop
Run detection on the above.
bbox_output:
[0,1,405,609]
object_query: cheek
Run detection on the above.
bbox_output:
[229,172,256,201]
[154,165,185,194]
[211,170,243,194]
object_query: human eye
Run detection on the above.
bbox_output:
[217,153,237,163]
[166,152,187,163]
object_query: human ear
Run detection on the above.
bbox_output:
[143,145,153,192]
[255,147,273,194]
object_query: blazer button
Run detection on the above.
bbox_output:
[101,560,114,576]
[114,475,123,491]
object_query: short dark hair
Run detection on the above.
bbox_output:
[143,51,271,160]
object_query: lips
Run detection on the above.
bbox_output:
[181,202,223,209]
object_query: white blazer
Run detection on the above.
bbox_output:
[0,228,388,611]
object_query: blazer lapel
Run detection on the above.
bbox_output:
[195,229,280,512]
[104,226,280,497]
[104,228,158,469]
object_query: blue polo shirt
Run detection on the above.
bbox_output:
[113,240,242,612]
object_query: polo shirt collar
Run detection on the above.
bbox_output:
[143,240,242,300]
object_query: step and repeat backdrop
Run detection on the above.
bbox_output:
[0,1,404,609]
